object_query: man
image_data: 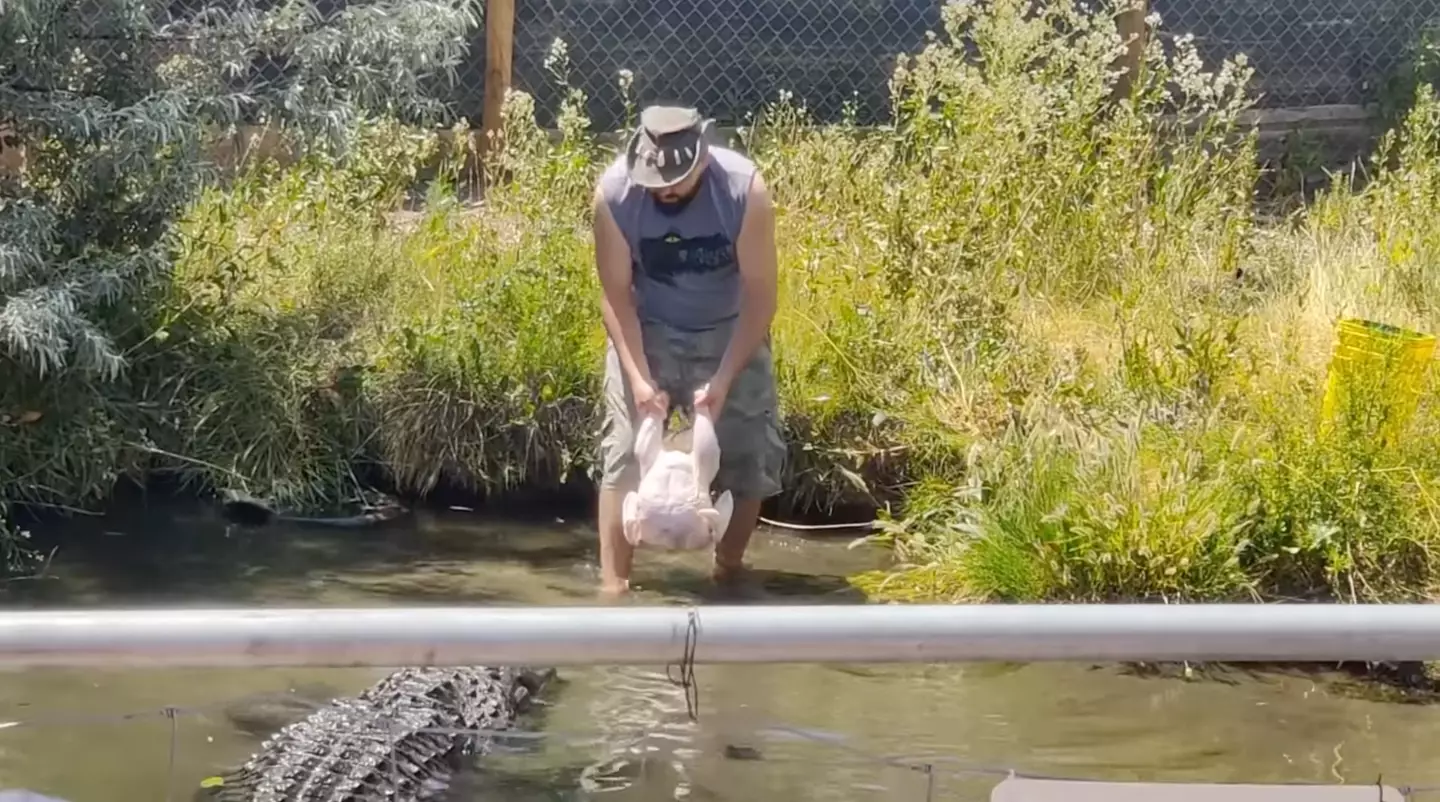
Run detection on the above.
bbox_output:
[591,104,785,597]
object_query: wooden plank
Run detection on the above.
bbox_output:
[1238,104,1377,127]
[991,776,1406,802]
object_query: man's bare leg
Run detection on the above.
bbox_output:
[713,497,762,583]
[598,486,635,597]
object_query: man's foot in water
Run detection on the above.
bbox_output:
[711,559,746,585]
[598,578,631,601]
[711,560,767,600]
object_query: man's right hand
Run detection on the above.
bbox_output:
[631,375,669,419]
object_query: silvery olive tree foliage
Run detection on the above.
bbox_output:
[0,0,479,380]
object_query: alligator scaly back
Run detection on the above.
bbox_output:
[198,666,555,802]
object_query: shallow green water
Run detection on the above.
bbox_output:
[2,500,1440,802]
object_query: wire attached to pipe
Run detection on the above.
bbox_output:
[162,706,178,802]
[665,608,702,722]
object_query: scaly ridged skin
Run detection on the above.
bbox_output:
[197,666,556,802]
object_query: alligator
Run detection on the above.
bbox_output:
[219,489,409,530]
[195,665,556,802]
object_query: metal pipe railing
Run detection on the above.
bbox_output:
[0,604,1437,668]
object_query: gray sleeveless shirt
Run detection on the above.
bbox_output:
[598,145,757,332]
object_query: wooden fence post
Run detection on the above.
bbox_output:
[1113,0,1149,101]
[477,0,515,177]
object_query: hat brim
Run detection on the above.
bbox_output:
[624,123,710,189]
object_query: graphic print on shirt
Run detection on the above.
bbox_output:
[636,230,736,286]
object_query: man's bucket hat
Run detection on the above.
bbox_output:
[625,105,713,189]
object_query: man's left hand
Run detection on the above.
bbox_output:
[694,377,731,419]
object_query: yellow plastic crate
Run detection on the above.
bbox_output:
[1319,318,1437,446]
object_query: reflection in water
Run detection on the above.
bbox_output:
[1,501,1439,801]
[577,667,699,798]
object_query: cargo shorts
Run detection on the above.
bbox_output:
[598,318,786,500]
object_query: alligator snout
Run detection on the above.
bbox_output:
[514,666,560,708]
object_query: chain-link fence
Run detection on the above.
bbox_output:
[443,0,1440,131]
[497,0,943,130]
[1152,0,1440,110]
[14,0,1440,135]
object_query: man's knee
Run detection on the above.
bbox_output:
[715,450,783,500]
[599,400,644,492]
[699,335,783,499]
[598,459,639,494]
[597,343,641,492]
[714,392,785,500]
[596,330,685,492]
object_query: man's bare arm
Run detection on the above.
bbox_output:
[713,171,779,389]
[593,187,651,388]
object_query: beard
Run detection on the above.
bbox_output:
[650,180,702,216]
